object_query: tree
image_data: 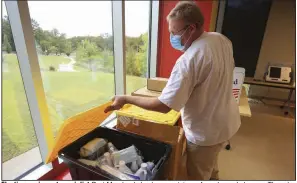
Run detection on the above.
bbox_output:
[49,46,58,55]
[126,48,137,75]
[104,35,114,51]
[1,15,149,76]
[126,36,143,52]
[76,40,99,71]
[101,49,114,72]
[57,33,67,54]
[2,34,12,53]
[65,41,73,56]
[125,32,148,76]
[34,29,45,45]
[69,36,87,50]
[6,42,12,53]
[2,16,15,52]
[39,40,51,55]
[93,36,105,51]
[48,28,61,54]
[57,40,66,55]
[139,32,148,76]
[31,18,40,32]
[135,52,147,77]
[51,28,60,37]
[68,35,114,52]
[140,32,148,52]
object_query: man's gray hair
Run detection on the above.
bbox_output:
[167,1,204,26]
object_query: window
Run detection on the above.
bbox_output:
[2,1,158,179]
[125,1,150,94]
[2,3,42,180]
[27,1,115,136]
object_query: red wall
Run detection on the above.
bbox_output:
[157,1,214,78]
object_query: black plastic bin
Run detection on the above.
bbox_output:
[58,127,172,180]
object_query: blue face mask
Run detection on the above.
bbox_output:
[170,26,190,51]
[170,33,184,51]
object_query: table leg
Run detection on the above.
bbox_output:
[281,89,293,115]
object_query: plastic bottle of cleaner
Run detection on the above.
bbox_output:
[144,162,153,179]
[104,152,113,167]
[108,142,118,154]
[143,170,148,180]
[130,161,138,172]
[118,160,133,174]
[147,161,155,171]
[134,163,148,180]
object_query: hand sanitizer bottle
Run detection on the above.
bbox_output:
[118,160,133,174]
[108,142,118,153]
[147,161,154,171]
[130,161,138,172]
[104,152,113,167]
[135,163,148,180]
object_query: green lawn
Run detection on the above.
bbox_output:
[38,55,71,69]
[2,54,146,162]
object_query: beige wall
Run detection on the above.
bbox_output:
[250,0,295,100]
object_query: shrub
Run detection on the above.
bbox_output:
[49,66,56,71]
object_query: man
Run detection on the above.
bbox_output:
[105,1,241,180]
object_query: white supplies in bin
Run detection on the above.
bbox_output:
[233,67,245,104]
[112,145,138,166]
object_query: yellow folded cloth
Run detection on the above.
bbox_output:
[116,104,180,126]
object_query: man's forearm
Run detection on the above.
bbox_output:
[125,96,171,113]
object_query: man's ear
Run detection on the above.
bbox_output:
[189,24,197,33]
[196,22,203,31]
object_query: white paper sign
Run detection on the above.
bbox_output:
[233,67,245,104]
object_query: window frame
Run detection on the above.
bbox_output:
[112,0,126,95]
[5,0,54,163]
[148,0,159,78]
[215,0,226,33]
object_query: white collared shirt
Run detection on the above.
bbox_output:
[159,32,241,146]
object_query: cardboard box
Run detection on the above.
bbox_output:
[131,87,161,98]
[117,118,186,180]
[129,86,186,179]
[147,77,168,92]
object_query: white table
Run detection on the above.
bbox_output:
[244,77,295,115]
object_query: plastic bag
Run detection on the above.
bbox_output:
[112,145,138,166]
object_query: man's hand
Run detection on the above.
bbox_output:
[104,96,127,113]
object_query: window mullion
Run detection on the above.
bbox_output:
[149,0,159,78]
[112,1,126,95]
[5,0,54,163]
[215,0,226,33]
